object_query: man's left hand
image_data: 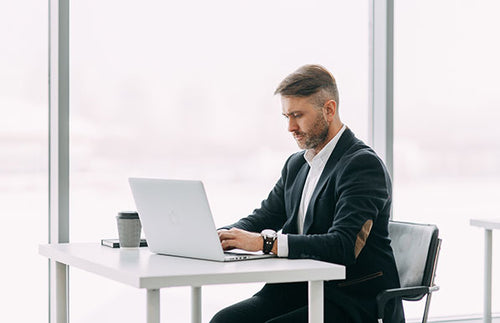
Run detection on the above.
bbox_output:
[217,228,262,252]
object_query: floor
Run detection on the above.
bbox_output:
[409,316,500,323]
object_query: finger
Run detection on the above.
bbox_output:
[221,239,238,250]
[217,229,229,236]
[218,231,235,240]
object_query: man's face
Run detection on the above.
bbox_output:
[281,96,329,152]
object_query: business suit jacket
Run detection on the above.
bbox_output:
[226,128,405,322]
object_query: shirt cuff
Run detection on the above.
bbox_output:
[277,233,289,257]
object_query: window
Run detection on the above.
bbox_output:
[0,2,48,322]
[69,1,369,321]
[394,0,500,318]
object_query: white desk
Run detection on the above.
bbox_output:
[39,243,345,323]
[470,218,500,323]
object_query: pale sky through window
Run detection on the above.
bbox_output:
[1,1,500,321]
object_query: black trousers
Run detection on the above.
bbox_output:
[210,282,348,323]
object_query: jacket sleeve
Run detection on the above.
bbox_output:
[287,151,391,265]
[221,156,291,233]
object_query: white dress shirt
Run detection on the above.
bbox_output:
[277,124,346,257]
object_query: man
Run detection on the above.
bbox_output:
[211,65,404,323]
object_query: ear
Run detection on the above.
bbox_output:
[322,100,337,121]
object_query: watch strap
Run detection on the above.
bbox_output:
[262,234,276,254]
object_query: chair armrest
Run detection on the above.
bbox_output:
[376,285,439,319]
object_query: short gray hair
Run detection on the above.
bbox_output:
[274,64,339,108]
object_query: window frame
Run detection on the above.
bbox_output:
[47,1,394,322]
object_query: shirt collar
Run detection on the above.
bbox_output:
[304,124,346,166]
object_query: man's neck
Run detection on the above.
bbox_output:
[311,122,344,155]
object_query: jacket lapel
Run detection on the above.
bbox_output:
[284,162,309,234]
[303,128,356,234]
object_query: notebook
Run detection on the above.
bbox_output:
[128,177,275,262]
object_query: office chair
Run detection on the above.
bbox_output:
[376,220,441,323]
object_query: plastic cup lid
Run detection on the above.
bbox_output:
[116,211,139,219]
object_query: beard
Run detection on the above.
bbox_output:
[294,114,330,150]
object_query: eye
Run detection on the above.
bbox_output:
[283,112,302,119]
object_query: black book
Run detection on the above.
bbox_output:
[101,238,148,248]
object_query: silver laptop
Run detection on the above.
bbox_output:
[128,177,275,262]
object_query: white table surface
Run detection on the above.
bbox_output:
[470,218,500,231]
[39,243,345,288]
[39,243,345,323]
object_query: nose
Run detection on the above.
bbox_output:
[288,118,299,133]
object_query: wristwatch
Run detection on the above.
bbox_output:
[261,229,277,254]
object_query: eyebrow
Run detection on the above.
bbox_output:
[282,110,303,117]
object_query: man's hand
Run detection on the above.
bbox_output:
[217,228,262,252]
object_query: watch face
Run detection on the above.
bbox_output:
[261,229,277,238]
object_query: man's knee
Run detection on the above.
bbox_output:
[210,302,257,323]
[210,295,267,323]
[209,307,233,323]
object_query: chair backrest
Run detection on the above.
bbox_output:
[389,220,440,300]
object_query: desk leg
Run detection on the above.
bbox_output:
[191,286,202,323]
[308,280,323,323]
[484,229,492,323]
[147,289,160,323]
[50,260,68,323]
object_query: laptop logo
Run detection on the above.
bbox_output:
[166,209,180,225]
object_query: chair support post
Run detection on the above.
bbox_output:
[422,293,433,323]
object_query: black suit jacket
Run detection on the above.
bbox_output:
[226,128,404,322]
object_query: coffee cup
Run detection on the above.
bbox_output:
[116,211,142,248]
